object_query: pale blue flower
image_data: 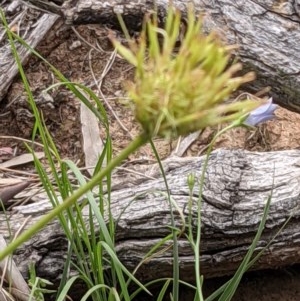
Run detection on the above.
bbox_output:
[244,98,278,126]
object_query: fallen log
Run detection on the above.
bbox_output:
[3,149,300,289]
[0,9,58,100]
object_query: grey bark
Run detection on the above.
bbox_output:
[3,149,300,288]
[0,11,58,100]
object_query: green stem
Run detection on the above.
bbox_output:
[0,133,148,260]
[194,122,237,301]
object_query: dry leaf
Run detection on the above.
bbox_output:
[0,152,44,168]
[0,181,30,206]
[80,102,104,176]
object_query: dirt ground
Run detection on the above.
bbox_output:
[1,8,300,301]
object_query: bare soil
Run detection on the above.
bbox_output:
[1,15,300,301]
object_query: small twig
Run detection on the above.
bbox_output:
[71,26,103,54]
[95,38,110,53]
[0,167,37,177]
[7,181,42,210]
[88,48,133,138]
[0,135,44,149]
[115,166,156,180]
[0,9,25,43]
[171,130,202,157]
[16,7,29,38]
[0,217,32,301]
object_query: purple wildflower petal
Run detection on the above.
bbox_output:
[244,98,278,126]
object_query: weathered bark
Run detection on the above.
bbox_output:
[3,149,300,290]
[17,0,300,113]
[0,12,58,100]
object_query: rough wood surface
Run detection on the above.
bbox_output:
[18,0,300,114]
[3,149,300,285]
[0,10,58,100]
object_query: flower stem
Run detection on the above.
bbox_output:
[0,133,148,260]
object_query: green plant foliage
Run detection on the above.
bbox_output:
[0,5,283,301]
[112,7,259,138]
[28,263,56,301]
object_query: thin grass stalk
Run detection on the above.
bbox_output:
[190,120,247,301]
[80,284,115,301]
[130,278,197,300]
[149,139,180,301]
[55,240,73,299]
[63,160,132,300]
[56,276,79,301]
[157,279,172,301]
[0,132,148,256]
[5,16,143,270]
[205,200,294,301]
[218,197,271,300]
[34,147,103,297]
[198,124,273,301]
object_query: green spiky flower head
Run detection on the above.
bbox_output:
[112,7,260,138]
